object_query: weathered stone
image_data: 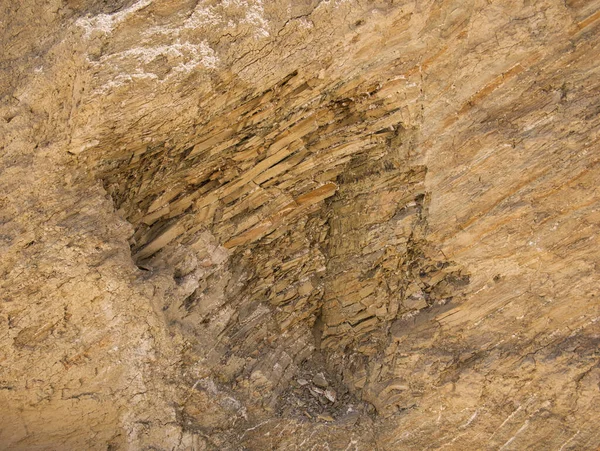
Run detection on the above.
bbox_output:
[1,0,599,449]
[313,372,329,389]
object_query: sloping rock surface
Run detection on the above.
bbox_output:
[1,0,599,449]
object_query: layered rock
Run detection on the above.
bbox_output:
[1,0,599,449]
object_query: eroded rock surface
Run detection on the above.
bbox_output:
[1,0,599,449]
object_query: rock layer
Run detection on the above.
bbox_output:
[1,0,599,449]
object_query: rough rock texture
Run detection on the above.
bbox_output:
[1,0,599,449]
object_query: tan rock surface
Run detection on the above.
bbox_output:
[1,0,599,449]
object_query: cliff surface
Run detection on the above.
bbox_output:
[1,0,599,449]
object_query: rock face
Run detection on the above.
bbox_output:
[1,0,599,449]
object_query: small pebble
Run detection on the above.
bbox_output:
[324,389,336,403]
[313,372,328,388]
[317,414,335,422]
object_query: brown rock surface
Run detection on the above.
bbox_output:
[1,0,599,449]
